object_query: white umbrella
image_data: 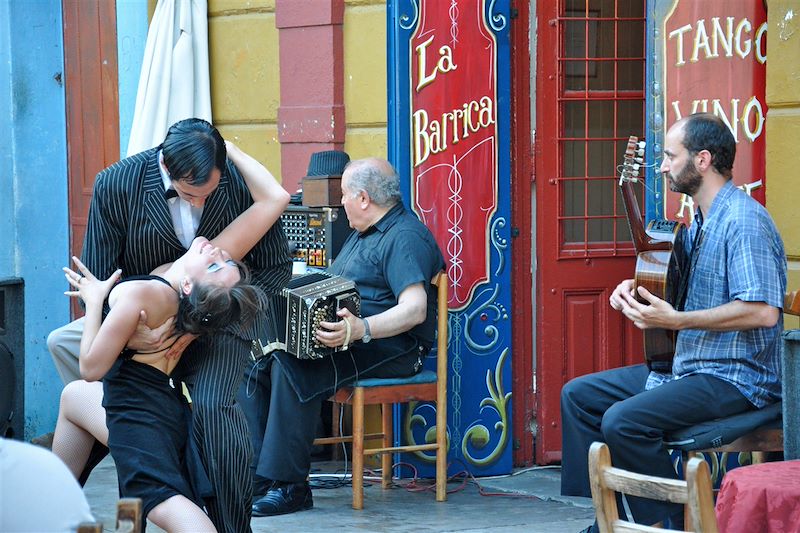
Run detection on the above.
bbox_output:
[126,0,211,156]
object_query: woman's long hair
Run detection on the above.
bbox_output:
[175,261,263,336]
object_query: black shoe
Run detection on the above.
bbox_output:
[252,481,313,517]
[252,475,274,500]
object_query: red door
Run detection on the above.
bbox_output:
[534,0,647,464]
[62,0,120,317]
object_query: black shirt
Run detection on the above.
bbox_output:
[330,202,445,349]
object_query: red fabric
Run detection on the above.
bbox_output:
[716,460,800,533]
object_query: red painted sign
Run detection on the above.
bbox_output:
[410,1,498,310]
[662,0,767,220]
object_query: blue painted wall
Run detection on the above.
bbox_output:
[117,0,149,158]
[0,1,147,439]
[0,0,69,439]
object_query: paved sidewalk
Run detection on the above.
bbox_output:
[83,458,595,532]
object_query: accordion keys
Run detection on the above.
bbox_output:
[265,272,361,359]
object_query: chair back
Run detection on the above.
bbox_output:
[589,442,718,533]
[785,290,800,316]
[77,498,142,533]
[431,271,448,386]
[784,290,800,460]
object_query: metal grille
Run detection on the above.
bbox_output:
[558,0,646,258]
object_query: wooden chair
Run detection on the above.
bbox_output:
[77,497,142,533]
[589,442,718,533]
[665,291,800,470]
[313,271,449,509]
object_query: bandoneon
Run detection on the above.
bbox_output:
[264,272,360,359]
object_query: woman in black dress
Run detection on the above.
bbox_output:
[52,141,288,532]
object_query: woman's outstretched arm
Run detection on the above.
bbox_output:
[210,141,290,260]
[65,257,140,381]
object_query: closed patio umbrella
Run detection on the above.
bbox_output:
[126,0,211,156]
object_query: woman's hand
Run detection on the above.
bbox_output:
[63,256,121,308]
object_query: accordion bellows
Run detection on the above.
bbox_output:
[264,272,361,359]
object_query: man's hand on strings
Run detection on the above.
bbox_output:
[618,285,679,330]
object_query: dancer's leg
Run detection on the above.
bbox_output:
[147,495,217,533]
[51,380,107,477]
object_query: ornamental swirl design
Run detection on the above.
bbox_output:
[403,401,448,463]
[487,0,507,32]
[491,216,508,276]
[465,283,508,352]
[399,0,420,30]
[461,348,511,466]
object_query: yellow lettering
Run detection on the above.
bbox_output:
[451,108,464,144]
[415,38,458,92]
[478,96,495,128]
[675,194,695,220]
[669,24,693,66]
[691,100,709,114]
[438,46,457,73]
[691,19,712,62]
[712,98,740,143]
[741,96,765,143]
[755,22,767,64]
[671,100,683,121]
[428,119,443,155]
[735,18,752,59]
[413,109,430,167]
[711,17,734,58]
[738,179,763,195]
[412,96,495,163]
[415,36,436,92]
[466,101,480,133]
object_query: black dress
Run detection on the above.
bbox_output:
[101,275,212,518]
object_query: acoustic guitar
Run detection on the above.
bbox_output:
[618,136,688,373]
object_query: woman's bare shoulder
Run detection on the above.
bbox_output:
[108,279,178,325]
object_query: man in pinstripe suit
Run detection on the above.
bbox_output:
[47,118,291,532]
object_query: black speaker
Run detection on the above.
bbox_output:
[0,277,24,439]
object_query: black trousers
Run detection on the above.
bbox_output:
[175,331,253,533]
[560,364,752,526]
[239,344,422,484]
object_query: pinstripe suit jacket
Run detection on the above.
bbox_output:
[81,147,291,297]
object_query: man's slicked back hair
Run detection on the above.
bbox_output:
[161,118,227,185]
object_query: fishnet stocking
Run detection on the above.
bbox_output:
[148,494,217,533]
[51,380,108,478]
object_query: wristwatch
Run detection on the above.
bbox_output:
[361,317,372,343]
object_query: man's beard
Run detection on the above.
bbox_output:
[667,158,703,196]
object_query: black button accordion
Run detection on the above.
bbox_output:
[262,272,361,359]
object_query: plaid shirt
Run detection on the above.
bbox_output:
[646,180,787,407]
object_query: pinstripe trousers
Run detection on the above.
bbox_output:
[49,319,255,533]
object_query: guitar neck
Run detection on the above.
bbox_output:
[620,179,649,254]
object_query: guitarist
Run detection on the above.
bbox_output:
[561,113,787,532]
